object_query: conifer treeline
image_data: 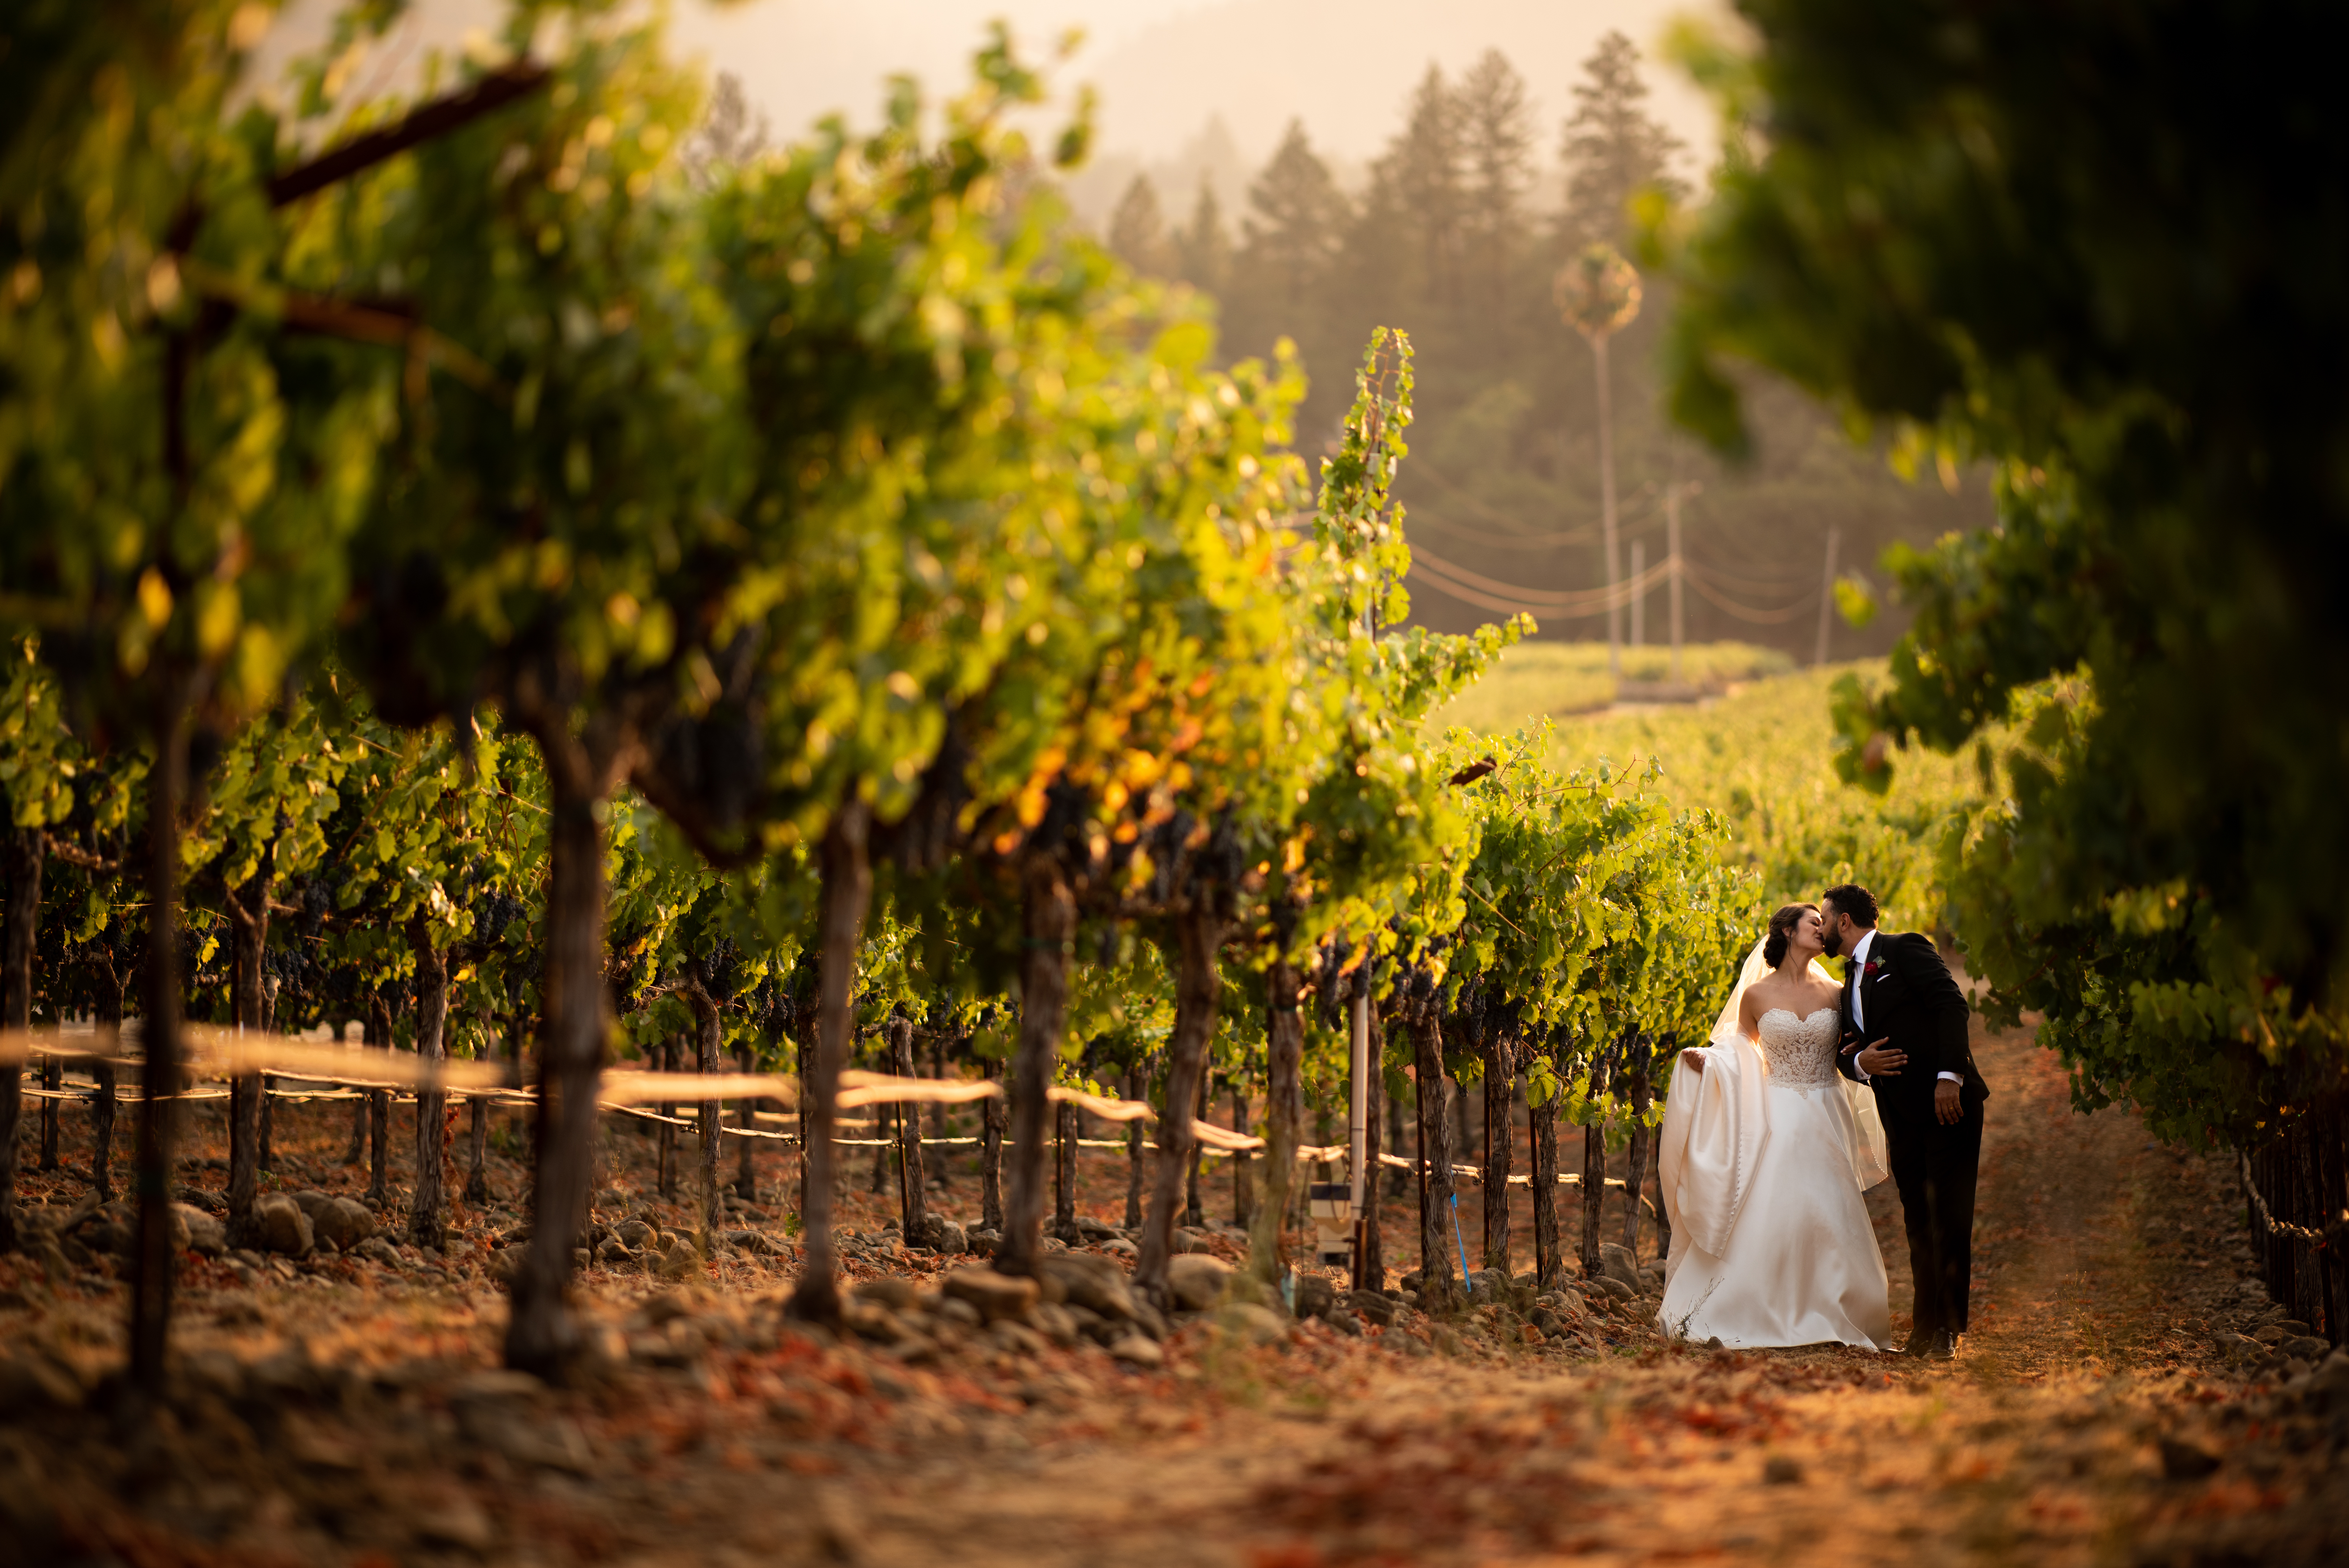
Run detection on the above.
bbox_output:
[1101,34,1989,661]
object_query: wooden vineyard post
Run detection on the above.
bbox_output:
[89,952,125,1204]
[691,965,724,1257]
[2292,1119,2326,1334]
[1052,1097,1078,1241]
[32,848,55,1175]
[890,1013,929,1248]
[365,990,393,1207]
[733,1039,759,1203]
[796,1024,811,1233]
[0,825,33,1251]
[406,915,451,1251]
[1353,990,1386,1294]
[1530,1033,1561,1288]
[2320,1100,2347,1347]
[981,1053,1005,1233]
[465,1005,494,1205]
[656,1032,679,1199]
[129,680,198,1393]
[1481,1029,1514,1272]
[1123,1064,1145,1230]
[1579,1035,1616,1281]
[1618,1034,1655,1262]
[1650,1119,1670,1265]
[1185,1073,1207,1229]
[1345,964,1370,1290]
[1231,1085,1254,1228]
[928,1030,952,1146]
[868,1060,893,1195]
[344,1017,368,1167]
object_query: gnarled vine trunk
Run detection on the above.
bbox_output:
[505,750,616,1377]
[1248,957,1303,1294]
[406,912,451,1250]
[1410,1006,1457,1312]
[996,857,1074,1279]
[1135,897,1220,1308]
[1481,1030,1515,1272]
[129,687,194,1393]
[785,798,870,1323]
[0,826,41,1253]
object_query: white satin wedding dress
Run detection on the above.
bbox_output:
[1655,948,1894,1351]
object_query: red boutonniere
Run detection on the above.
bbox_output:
[1861,960,1883,977]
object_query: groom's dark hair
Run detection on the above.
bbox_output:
[1821,883,1878,928]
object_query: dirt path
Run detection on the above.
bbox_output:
[804,1022,2339,1568]
[5,1021,2342,1567]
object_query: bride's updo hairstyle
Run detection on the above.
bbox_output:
[1763,902,1817,969]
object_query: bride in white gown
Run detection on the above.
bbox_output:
[1656,902,1894,1350]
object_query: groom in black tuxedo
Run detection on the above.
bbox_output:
[1820,883,1989,1359]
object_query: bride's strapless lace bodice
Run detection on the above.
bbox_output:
[1758,1007,1841,1089]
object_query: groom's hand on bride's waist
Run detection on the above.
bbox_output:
[1853,1041,1905,1077]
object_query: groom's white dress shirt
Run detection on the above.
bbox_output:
[1847,928,1962,1085]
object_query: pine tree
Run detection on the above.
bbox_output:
[1383,65,1467,308]
[683,72,770,185]
[1174,182,1231,296]
[1560,31,1687,248]
[1237,120,1350,314]
[1108,174,1178,278]
[1454,50,1538,346]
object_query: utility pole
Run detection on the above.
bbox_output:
[1814,525,1842,667]
[1629,538,1646,647]
[1665,481,1697,684]
[1594,328,1622,673]
[1556,246,1642,678]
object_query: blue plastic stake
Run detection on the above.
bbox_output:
[1448,1191,1472,1283]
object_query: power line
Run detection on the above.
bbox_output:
[1408,548,1823,627]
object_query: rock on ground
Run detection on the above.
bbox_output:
[254,1194,313,1257]
[1166,1254,1233,1312]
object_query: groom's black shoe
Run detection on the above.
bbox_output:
[1921,1329,1960,1361]
[1900,1328,1934,1357]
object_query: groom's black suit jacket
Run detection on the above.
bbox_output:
[1833,930,1989,1127]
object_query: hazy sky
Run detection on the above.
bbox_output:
[262,0,1718,171]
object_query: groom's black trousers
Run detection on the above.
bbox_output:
[1887,1100,1984,1335]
